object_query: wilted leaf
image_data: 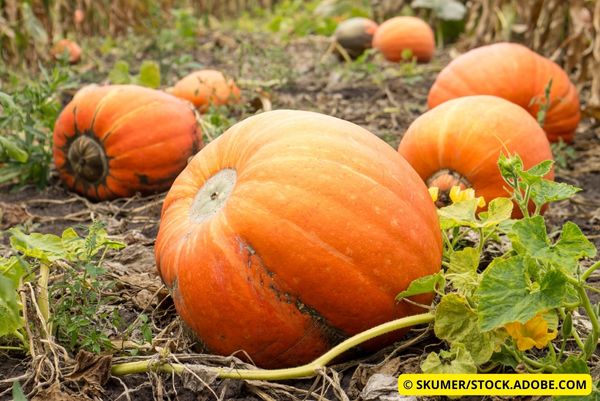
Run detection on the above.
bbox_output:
[434,294,502,365]
[421,343,477,374]
[446,247,480,296]
[477,256,568,331]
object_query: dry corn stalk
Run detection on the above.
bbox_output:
[461,0,600,117]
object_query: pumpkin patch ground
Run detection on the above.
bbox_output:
[1,2,599,401]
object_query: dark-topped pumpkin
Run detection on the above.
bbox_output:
[53,85,201,200]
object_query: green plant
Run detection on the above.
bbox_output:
[108,59,161,88]
[0,64,71,188]
[411,0,467,45]
[551,139,577,170]
[0,221,126,353]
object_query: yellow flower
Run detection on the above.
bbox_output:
[449,186,486,208]
[504,314,558,351]
[428,187,439,202]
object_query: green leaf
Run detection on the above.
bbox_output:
[526,160,554,178]
[0,274,23,336]
[136,60,161,89]
[434,294,503,365]
[438,199,479,230]
[396,272,444,300]
[556,356,589,374]
[108,61,131,85]
[509,217,596,272]
[0,136,29,163]
[12,381,27,401]
[554,358,599,401]
[446,247,480,296]
[421,343,477,374]
[477,197,513,227]
[530,180,580,207]
[0,91,16,108]
[477,256,568,331]
[9,229,65,263]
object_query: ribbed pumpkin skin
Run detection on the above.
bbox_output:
[399,96,554,213]
[171,69,241,112]
[53,85,201,200]
[428,43,580,143]
[334,17,379,58]
[155,110,442,368]
[372,16,435,62]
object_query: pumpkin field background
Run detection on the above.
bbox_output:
[1,0,600,400]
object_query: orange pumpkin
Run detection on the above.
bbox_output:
[170,69,241,112]
[155,110,442,368]
[334,17,378,58]
[51,39,82,64]
[428,42,580,143]
[53,85,201,200]
[399,96,554,214]
[372,16,435,62]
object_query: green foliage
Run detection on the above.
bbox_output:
[0,65,71,187]
[551,139,577,170]
[0,222,129,354]
[411,0,466,45]
[108,60,161,88]
[407,154,599,376]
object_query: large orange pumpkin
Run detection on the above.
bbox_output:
[334,17,378,58]
[399,96,554,213]
[372,16,435,62]
[428,42,580,143]
[53,85,201,200]
[155,110,442,368]
[170,69,241,112]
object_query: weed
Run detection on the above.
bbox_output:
[0,64,73,188]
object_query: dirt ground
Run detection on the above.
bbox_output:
[0,31,599,400]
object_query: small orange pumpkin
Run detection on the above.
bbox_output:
[155,110,442,368]
[399,96,554,214]
[428,42,580,143]
[372,16,435,62]
[53,85,201,200]
[51,39,82,64]
[334,17,379,58]
[170,69,241,112]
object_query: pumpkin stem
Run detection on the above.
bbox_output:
[67,136,108,184]
[189,169,237,223]
[427,169,470,207]
[110,312,435,380]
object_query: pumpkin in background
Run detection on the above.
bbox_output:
[51,39,82,64]
[53,85,201,200]
[170,69,241,112]
[427,42,580,143]
[399,96,554,215]
[372,16,435,62]
[333,17,378,58]
[155,110,442,368]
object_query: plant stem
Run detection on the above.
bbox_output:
[575,285,599,359]
[38,262,50,332]
[111,312,435,380]
[582,261,600,281]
